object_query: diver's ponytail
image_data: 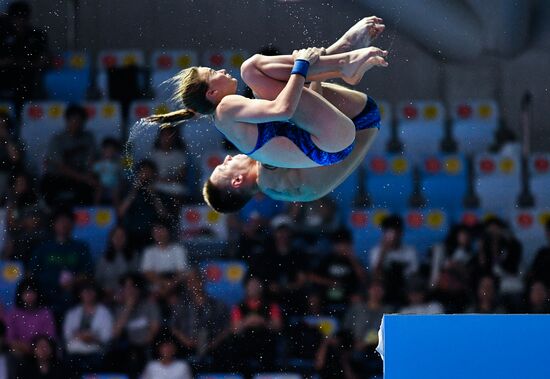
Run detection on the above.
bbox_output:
[144,109,195,128]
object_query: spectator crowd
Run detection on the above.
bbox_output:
[0,2,549,379]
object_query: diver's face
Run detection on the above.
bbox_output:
[200,67,238,102]
[210,154,253,189]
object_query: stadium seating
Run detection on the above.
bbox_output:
[0,102,16,117]
[150,49,199,101]
[200,260,247,306]
[84,101,123,143]
[328,167,361,222]
[395,100,445,162]
[451,99,499,155]
[253,374,302,379]
[44,51,91,101]
[367,100,391,156]
[453,208,507,227]
[365,154,414,212]
[21,101,67,173]
[474,153,521,214]
[419,154,467,215]
[73,207,117,261]
[347,208,389,267]
[510,208,550,265]
[180,205,228,241]
[96,49,147,99]
[126,100,175,161]
[529,153,550,207]
[0,261,24,308]
[402,208,450,257]
[302,316,339,337]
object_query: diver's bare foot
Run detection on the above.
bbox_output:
[329,16,386,54]
[342,47,388,85]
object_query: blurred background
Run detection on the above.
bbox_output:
[0,1,549,379]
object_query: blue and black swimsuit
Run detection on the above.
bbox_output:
[246,96,381,166]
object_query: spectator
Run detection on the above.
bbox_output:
[3,207,46,266]
[29,209,93,314]
[527,220,550,288]
[524,281,550,314]
[467,275,505,313]
[63,280,113,376]
[343,280,389,378]
[399,276,444,314]
[170,268,229,359]
[0,111,23,203]
[151,126,189,209]
[109,274,160,378]
[471,217,523,299]
[248,216,309,315]
[118,159,169,251]
[4,279,56,358]
[0,321,16,378]
[310,229,367,309]
[93,137,123,205]
[369,215,418,305]
[141,331,193,379]
[140,221,189,303]
[95,225,139,300]
[0,1,49,106]
[41,104,98,206]
[315,330,357,379]
[226,277,282,372]
[5,171,40,231]
[343,280,391,351]
[430,224,474,312]
[17,335,67,379]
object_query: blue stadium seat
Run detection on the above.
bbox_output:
[44,51,91,101]
[302,316,339,337]
[96,50,146,99]
[367,100,391,156]
[21,101,66,173]
[365,154,414,212]
[0,261,24,308]
[150,50,199,101]
[453,208,507,227]
[197,375,244,379]
[510,208,550,265]
[419,154,467,214]
[84,101,123,143]
[529,153,550,207]
[72,207,117,261]
[347,208,389,267]
[180,205,228,241]
[451,99,498,155]
[396,100,445,163]
[474,153,520,214]
[402,209,450,257]
[200,260,247,306]
[126,100,175,161]
[0,102,16,118]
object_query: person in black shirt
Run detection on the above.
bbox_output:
[526,220,550,288]
[17,336,67,379]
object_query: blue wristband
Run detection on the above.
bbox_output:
[291,59,310,78]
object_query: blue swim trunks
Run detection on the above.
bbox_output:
[247,96,381,166]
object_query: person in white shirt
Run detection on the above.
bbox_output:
[63,280,113,375]
[142,332,192,379]
[369,214,419,277]
[141,222,189,300]
[399,276,444,315]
